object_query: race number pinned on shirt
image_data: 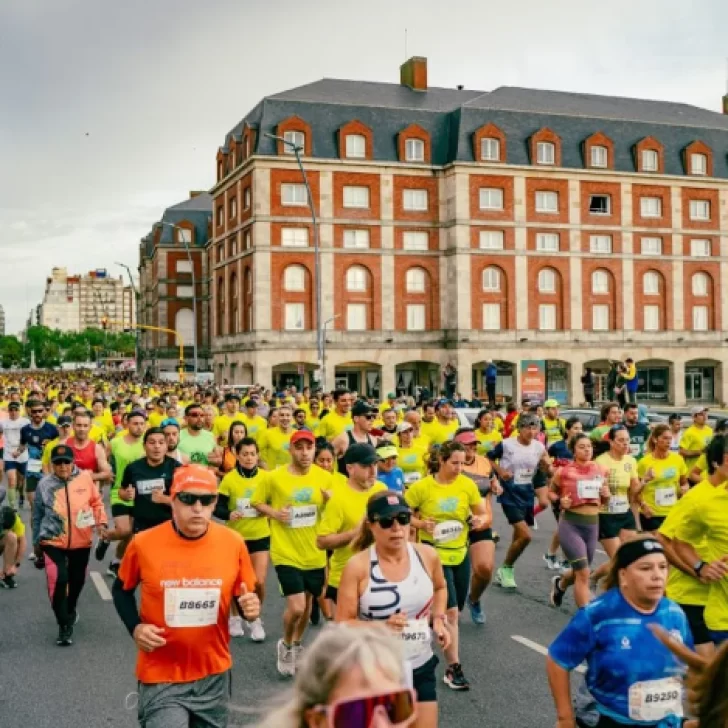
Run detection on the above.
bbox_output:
[404,472,421,484]
[76,509,95,528]
[400,619,431,661]
[164,588,221,628]
[514,468,535,485]
[235,498,258,518]
[136,478,165,495]
[577,478,601,500]
[608,495,630,514]
[630,443,641,457]
[655,487,677,507]
[433,520,464,544]
[628,678,682,722]
[26,459,42,474]
[289,505,317,528]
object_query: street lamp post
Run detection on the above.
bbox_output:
[264,133,323,389]
[115,261,140,372]
[321,314,340,392]
[158,221,199,379]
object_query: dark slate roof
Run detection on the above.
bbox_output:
[141,194,213,255]
[221,77,728,178]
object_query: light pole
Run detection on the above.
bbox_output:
[264,133,323,389]
[158,221,199,379]
[321,315,340,392]
[115,261,140,372]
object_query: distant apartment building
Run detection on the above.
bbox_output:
[40,267,135,332]
[207,56,728,405]
[138,192,213,378]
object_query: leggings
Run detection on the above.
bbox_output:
[42,546,91,627]
[558,514,598,571]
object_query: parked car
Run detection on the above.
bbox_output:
[560,408,667,431]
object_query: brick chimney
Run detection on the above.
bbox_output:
[400,56,428,91]
[189,191,205,198]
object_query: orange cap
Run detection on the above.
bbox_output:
[170,465,218,497]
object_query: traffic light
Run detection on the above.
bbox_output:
[101,317,109,330]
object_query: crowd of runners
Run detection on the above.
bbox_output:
[1,373,727,727]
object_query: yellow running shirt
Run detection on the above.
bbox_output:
[595,452,638,515]
[475,429,503,457]
[317,411,353,441]
[679,425,713,471]
[218,468,271,542]
[637,452,688,518]
[258,428,294,469]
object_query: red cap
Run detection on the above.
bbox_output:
[454,431,477,445]
[170,465,218,496]
[290,429,315,445]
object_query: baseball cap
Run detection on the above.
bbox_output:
[50,444,74,464]
[345,443,381,466]
[8,402,20,410]
[454,430,477,445]
[225,392,241,402]
[376,445,398,460]
[170,465,218,497]
[387,392,396,399]
[290,430,315,446]
[57,415,72,426]
[161,418,180,429]
[691,406,709,416]
[544,399,559,408]
[352,401,377,417]
[367,492,410,521]
[396,422,414,434]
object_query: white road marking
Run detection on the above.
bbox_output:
[511,635,586,674]
[90,570,112,601]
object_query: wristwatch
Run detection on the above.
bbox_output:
[693,560,706,577]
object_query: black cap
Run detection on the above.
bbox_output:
[352,400,377,417]
[367,492,410,521]
[51,444,74,464]
[57,415,72,426]
[8,402,20,410]
[344,443,381,466]
[225,392,241,402]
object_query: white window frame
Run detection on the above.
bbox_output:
[406,268,427,293]
[406,304,426,331]
[403,231,428,251]
[589,194,611,216]
[591,270,609,294]
[538,303,556,330]
[640,237,662,255]
[479,230,504,250]
[692,273,709,297]
[343,185,370,209]
[536,233,559,252]
[405,138,425,162]
[403,189,428,212]
[346,303,368,331]
[482,303,501,330]
[343,229,371,249]
[589,235,612,254]
[643,272,660,295]
[538,268,556,293]
[284,302,305,331]
[590,145,608,168]
[643,304,660,331]
[689,200,710,221]
[243,187,251,209]
[592,304,610,331]
[281,227,309,248]
[482,267,501,292]
[690,239,711,257]
[176,260,192,274]
[691,153,708,176]
[479,188,504,211]
[642,149,659,172]
[693,305,709,331]
[535,191,558,213]
[229,198,237,218]
[536,141,555,165]
[481,138,500,162]
[283,130,305,154]
[345,134,366,159]
[244,230,251,250]
[178,228,192,244]
[346,266,367,292]
[640,197,662,218]
[281,183,307,206]
[284,265,306,292]
[176,284,193,298]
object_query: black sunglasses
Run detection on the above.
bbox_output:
[30,409,45,414]
[176,492,216,506]
[362,414,376,420]
[373,512,411,529]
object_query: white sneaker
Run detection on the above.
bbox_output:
[228,616,245,638]
[293,643,304,670]
[247,619,265,643]
[277,639,295,676]
[28,553,37,562]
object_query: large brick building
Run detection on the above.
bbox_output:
[209,57,728,405]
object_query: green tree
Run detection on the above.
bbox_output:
[0,336,23,368]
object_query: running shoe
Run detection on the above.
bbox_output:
[1,574,17,589]
[71,610,79,625]
[56,625,73,647]
[468,599,486,625]
[550,575,566,608]
[276,639,295,677]
[292,643,304,671]
[28,552,36,562]
[228,616,245,638]
[494,566,517,589]
[248,619,266,643]
[106,561,120,578]
[95,538,110,562]
[532,518,538,530]
[443,663,470,691]
[543,553,560,570]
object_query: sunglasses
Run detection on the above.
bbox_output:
[373,512,411,529]
[314,688,416,728]
[362,414,376,420]
[30,409,45,414]
[176,492,216,506]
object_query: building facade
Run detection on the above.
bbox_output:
[138,192,213,379]
[0,304,5,336]
[209,57,728,405]
[39,267,135,333]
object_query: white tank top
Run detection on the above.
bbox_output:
[358,543,435,669]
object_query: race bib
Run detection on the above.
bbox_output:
[655,487,677,507]
[27,459,42,474]
[514,467,534,485]
[76,509,95,528]
[577,478,601,499]
[164,587,221,628]
[404,472,421,484]
[400,619,431,661]
[629,443,641,456]
[608,495,630,514]
[136,478,165,495]
[289,505,317,528]
[235,497,258,518]
[628,678,682,722]
[434,520,464,544]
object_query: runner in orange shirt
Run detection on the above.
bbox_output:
[112,465,259,728]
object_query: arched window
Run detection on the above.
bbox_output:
[175,308,195,347]
[692,272,708,296]
[643,271,660,295]
[482,267,501,292]
[538,268,556,293]
[406,267,426,293]
[284,265,306,292]
[346,265,367,292]
[592,269,609,294]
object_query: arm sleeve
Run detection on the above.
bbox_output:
[548,608,595,670]
[487,443,505,462]
[111,578,142,637]
[213,493,231,521]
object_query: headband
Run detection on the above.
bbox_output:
[616,538,664,570]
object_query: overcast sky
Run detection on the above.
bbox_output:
[2,0,728,333]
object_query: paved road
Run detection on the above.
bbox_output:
[1,503,598,728]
